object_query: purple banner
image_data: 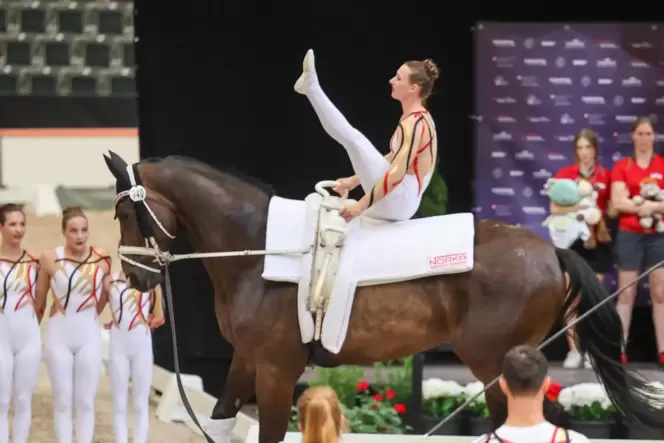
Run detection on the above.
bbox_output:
[474,23,664,302]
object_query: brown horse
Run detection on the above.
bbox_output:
[103,152,664,443]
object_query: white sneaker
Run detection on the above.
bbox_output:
[294,49,317,94]
[563,350,583,368]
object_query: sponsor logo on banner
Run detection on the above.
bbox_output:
[622,77,642,87]
[598,40,618,48]
[494,131,513,140]
[496,115,516,123]
[526,94,542,105]
[524,133,545,142]
[494,96,517,104]
[582,96,605,105]
[492,39,515,47]
[519,75,539,87]
[597,58,617,68]
[527,116,550,123]
[494,76,509,86]
[524,58,547,66]
[565,39,585,48]
[586,113,606,125]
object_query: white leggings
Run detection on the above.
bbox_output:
[44,314,102,443]
[0,315,41,443]
[108,327,153,443]
[304,79,424,221]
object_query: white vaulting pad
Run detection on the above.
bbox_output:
[262,196,475,286]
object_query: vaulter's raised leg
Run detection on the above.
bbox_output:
[294,49,390,193]
[207,356,257,443]
[256,363,303,443]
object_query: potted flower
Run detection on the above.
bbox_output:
[462,381,493,436]
[289,362,411,434]
[343,389,409,434]
[557,382,618,438]
[420,378,465,435]
[625,381,664,439]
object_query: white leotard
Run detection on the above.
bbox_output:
[0,251,40,443]
[107,273,155,443]
[44,246,109,443]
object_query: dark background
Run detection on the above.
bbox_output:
[1,7,659,396]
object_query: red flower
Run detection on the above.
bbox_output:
[393,403,407,414]
[384,388,396,400]
[372,394,382,402]
[546,382,562,402]
[356,381,369,392]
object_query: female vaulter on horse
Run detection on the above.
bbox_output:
[294,49,438,222]
[103,54,664,443]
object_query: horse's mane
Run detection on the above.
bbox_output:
[140,155,276,198]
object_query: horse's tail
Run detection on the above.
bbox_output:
[555,247,664,432]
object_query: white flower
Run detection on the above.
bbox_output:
[463,381,486,405]
[422,378,463,400]
[558,383,613,411]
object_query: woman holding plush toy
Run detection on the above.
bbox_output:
[550,128,614,369]
[611,116,664,367]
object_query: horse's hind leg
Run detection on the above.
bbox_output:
[453,337,508,429]
[208,355,256,443]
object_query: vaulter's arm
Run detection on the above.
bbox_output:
[359,115,425,209]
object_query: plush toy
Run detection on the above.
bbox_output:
[544,178,580,206]
[575,177,611,248]
[632,178,664,232]
[541,178,589,248]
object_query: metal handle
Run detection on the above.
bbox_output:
[315,180,349,201]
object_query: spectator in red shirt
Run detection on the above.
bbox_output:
[551,128,614,370]
[611,116,664,366]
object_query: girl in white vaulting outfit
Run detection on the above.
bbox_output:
[103,271,164,443]
[35,206,111,443]
[0,204,41,443]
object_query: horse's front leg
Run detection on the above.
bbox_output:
[256,363,304,443]
[207,355,256,443]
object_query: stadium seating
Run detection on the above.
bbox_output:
[0,0,135,97]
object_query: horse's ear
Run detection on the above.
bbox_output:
[103,152,130,187]
[108,150,129,172]
[103,153,122,181]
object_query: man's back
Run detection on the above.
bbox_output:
[472,421,590,443]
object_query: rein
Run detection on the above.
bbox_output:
[113,171,338,442]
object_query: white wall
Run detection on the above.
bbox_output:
[0,128,139,188]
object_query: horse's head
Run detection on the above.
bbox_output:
[103,151,179,291]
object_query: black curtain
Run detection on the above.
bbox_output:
[134,11,474,208]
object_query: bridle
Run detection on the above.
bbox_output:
[113,163,175,274]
